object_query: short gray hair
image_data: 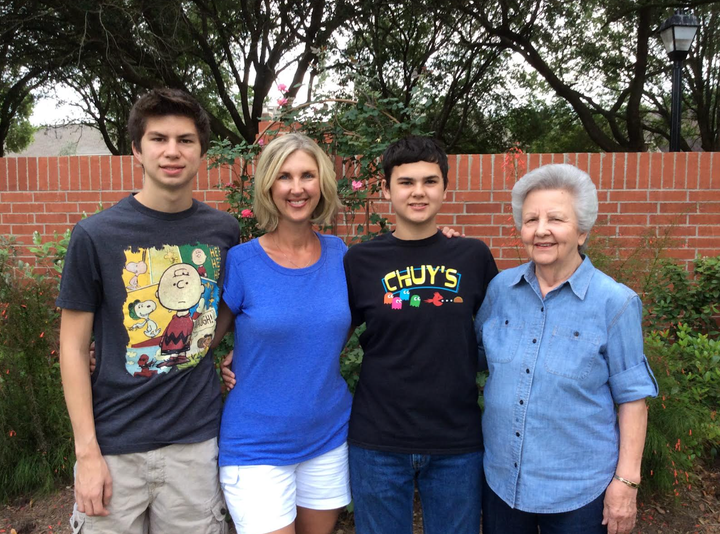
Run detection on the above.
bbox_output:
[511,164,598,252]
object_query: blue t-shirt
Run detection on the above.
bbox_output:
[475,256,658,513]
[219,233,352,466]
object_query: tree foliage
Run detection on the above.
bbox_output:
[335,0,508,152]
[453,0,720,152]
[671,5,720,151]
[0,0,57,155]
[2,91,35,154]
[6,0,720,153]
[2,0,352,152]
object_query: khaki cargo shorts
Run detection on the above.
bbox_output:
[70,438,228,534]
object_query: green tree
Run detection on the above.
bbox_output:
[454,0,720,152]
[0,0,55,156]
[648,5,720,151]
[2,91,35,154]
[4,0,352,152]
[502,97,604,154]
[11,0,719,153]
[59,69,140,155]
[689,6,720,151]
[335,0,507,152]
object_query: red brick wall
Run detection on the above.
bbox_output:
[1,152,719,271]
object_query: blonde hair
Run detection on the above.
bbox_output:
[253,133,342,231]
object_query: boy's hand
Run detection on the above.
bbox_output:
[441,226,464,238]
[221,350,236,391]
[75,449,113,516]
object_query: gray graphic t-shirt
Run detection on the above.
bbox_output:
[57,195,239,454]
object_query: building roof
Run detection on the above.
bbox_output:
[8,124,112,157]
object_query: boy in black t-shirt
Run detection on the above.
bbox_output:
[58,89,238,533]
[344,137,498,534]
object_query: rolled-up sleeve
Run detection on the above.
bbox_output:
[606,295,659,403]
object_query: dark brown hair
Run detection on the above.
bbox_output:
[382,136,449,189]
[128,88,211,155]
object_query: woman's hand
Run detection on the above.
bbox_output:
[602,477,638,534]
[221,350,236,391]
[89,341,96,374]
[604,399,647,534]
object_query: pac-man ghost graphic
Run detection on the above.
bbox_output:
[410,295,421,308]
[384,292,394,305]
[400,289,410,301]
[391,297,403,310]
[424,292,444,307]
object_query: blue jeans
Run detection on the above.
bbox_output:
[349,445,483,534]
[482,479,607,534]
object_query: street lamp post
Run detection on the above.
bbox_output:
[658,10,700,152]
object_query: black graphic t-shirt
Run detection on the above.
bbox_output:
[344,231,498,454]
[57,195,239,455]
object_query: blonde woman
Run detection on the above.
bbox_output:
[213,134,352,534]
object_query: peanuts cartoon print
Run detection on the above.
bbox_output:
[122,244,222,376]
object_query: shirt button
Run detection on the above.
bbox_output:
[574,331,580,337]
[519,400,524,405]
[505,320,509,325]
[514,462,518,468]
[526,369,530,373]
[516,432,520,437]
[532,339,537,343]
[541,307,544,312]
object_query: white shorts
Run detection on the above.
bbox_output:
[219,442,351,534]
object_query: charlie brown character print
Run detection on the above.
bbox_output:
[121,243,222,377]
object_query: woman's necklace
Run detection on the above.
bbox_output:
[272,232,317,269]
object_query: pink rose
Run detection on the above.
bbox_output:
[241,209,254,218]
[277,83,287,93]
[351,180,364,191]
[277,97,288,106]
[258,138,265,146]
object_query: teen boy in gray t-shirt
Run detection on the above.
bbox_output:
[58,89,239,533]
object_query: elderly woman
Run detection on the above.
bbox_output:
[475,164,658,534]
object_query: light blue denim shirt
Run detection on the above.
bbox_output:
[475,256,658,513]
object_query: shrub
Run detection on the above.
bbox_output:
[643,325,720,495]
[643,256,720,337]
[587,223,720,337]
[28,229,71,291]
[207,139,263,243]
[0,237,73,501]
[340,325,365,395]
[585,224,678,297]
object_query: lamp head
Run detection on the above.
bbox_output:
[659,10,700,61]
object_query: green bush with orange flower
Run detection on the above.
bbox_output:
[0,236,73,501]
